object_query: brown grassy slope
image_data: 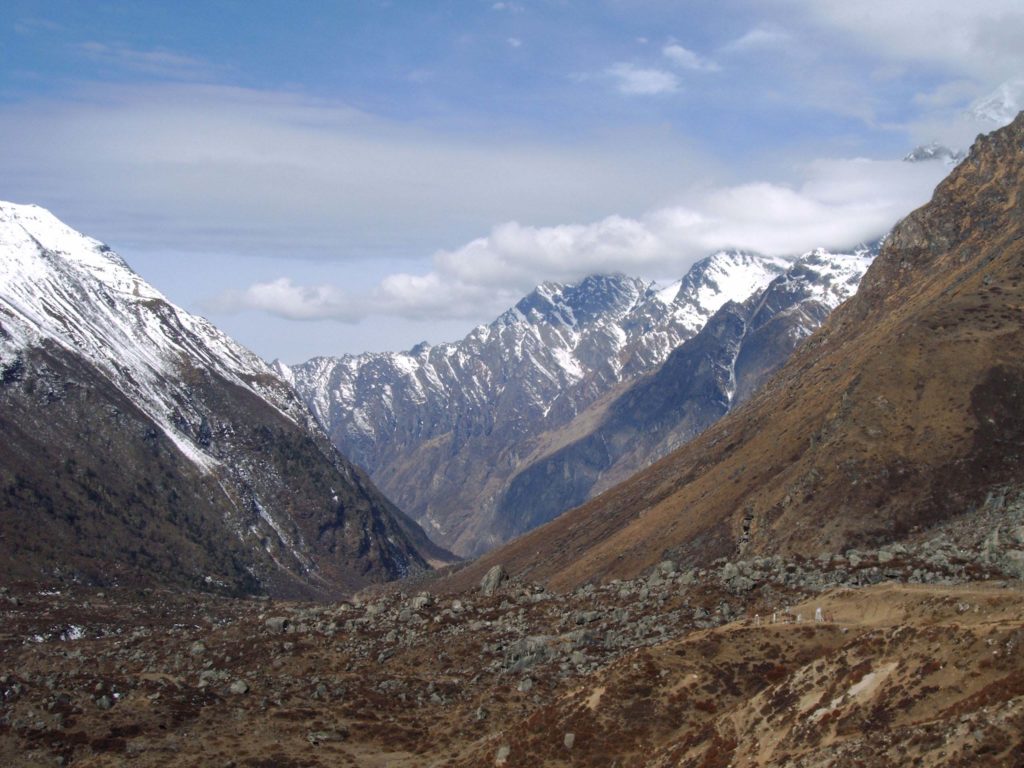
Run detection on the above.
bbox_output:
[441,112,1024,593]
[454,583,1024,768]
[3,578,1020,768]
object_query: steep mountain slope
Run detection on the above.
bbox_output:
[446,112,1024,592]
[0,202,448,598]
[284,253,790,555]
[494,248,873,539]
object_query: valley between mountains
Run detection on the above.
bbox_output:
[2,115,1024,766]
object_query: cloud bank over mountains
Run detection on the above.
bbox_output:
[211,156,949,324]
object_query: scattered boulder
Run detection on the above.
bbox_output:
[265,616,290,633]
[504,635,554,673]
[307,728,348,745]
[480,565,508,596]
[410,593,433,610]
[657,560,677,576]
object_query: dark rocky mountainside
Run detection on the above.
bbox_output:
[0,203,451,598]
[285,250,870,556]
[444,112,1024,593]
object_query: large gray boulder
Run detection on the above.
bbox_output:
[480,565,508,596]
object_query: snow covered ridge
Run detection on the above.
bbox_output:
[282,244,876,554]
[0,201,309,473]
[781,246,876,312]
[967,79,1024,126]
[284,250,793,448]
[903,143,965,166]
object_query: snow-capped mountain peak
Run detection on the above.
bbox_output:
[903,143,965,166]
[0,203,160,299]
[0,200,310,472]
[285,248,858,555]
[668,250,790,331]
[968,79,1024,126]
[0,200,442,594]
[504,273,649,330]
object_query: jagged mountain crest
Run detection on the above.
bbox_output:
[903,142,966,165]
[285,248,870,556]
[505,273,649,330]
[491,246,876,541]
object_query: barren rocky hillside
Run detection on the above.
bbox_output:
[2,532,1021,766]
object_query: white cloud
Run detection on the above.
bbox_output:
[902,78,1024,148]
[606,62,678,95]
[722,24,794,52]
[912,79,980,109]
[212,278,355,321]
[781,0,1024,82]
[507,37,522,48]
[662,44,720,72]
[0,82,702,260]
[209,273,514,323]
[77,41,213,80]
[14,17,64,35]
[212,155,951,323]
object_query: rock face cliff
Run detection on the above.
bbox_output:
[286,250,872,555]
[444,113,1024,592]
[0,202,449,598]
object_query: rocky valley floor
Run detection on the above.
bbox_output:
[2,541,1023,768]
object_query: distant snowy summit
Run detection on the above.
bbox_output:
[903,142,965,165]
[967,79,1024,126]
[903,81,1024,169]
[286,244,878,555]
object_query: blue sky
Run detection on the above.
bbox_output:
[2,1,1022,362]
